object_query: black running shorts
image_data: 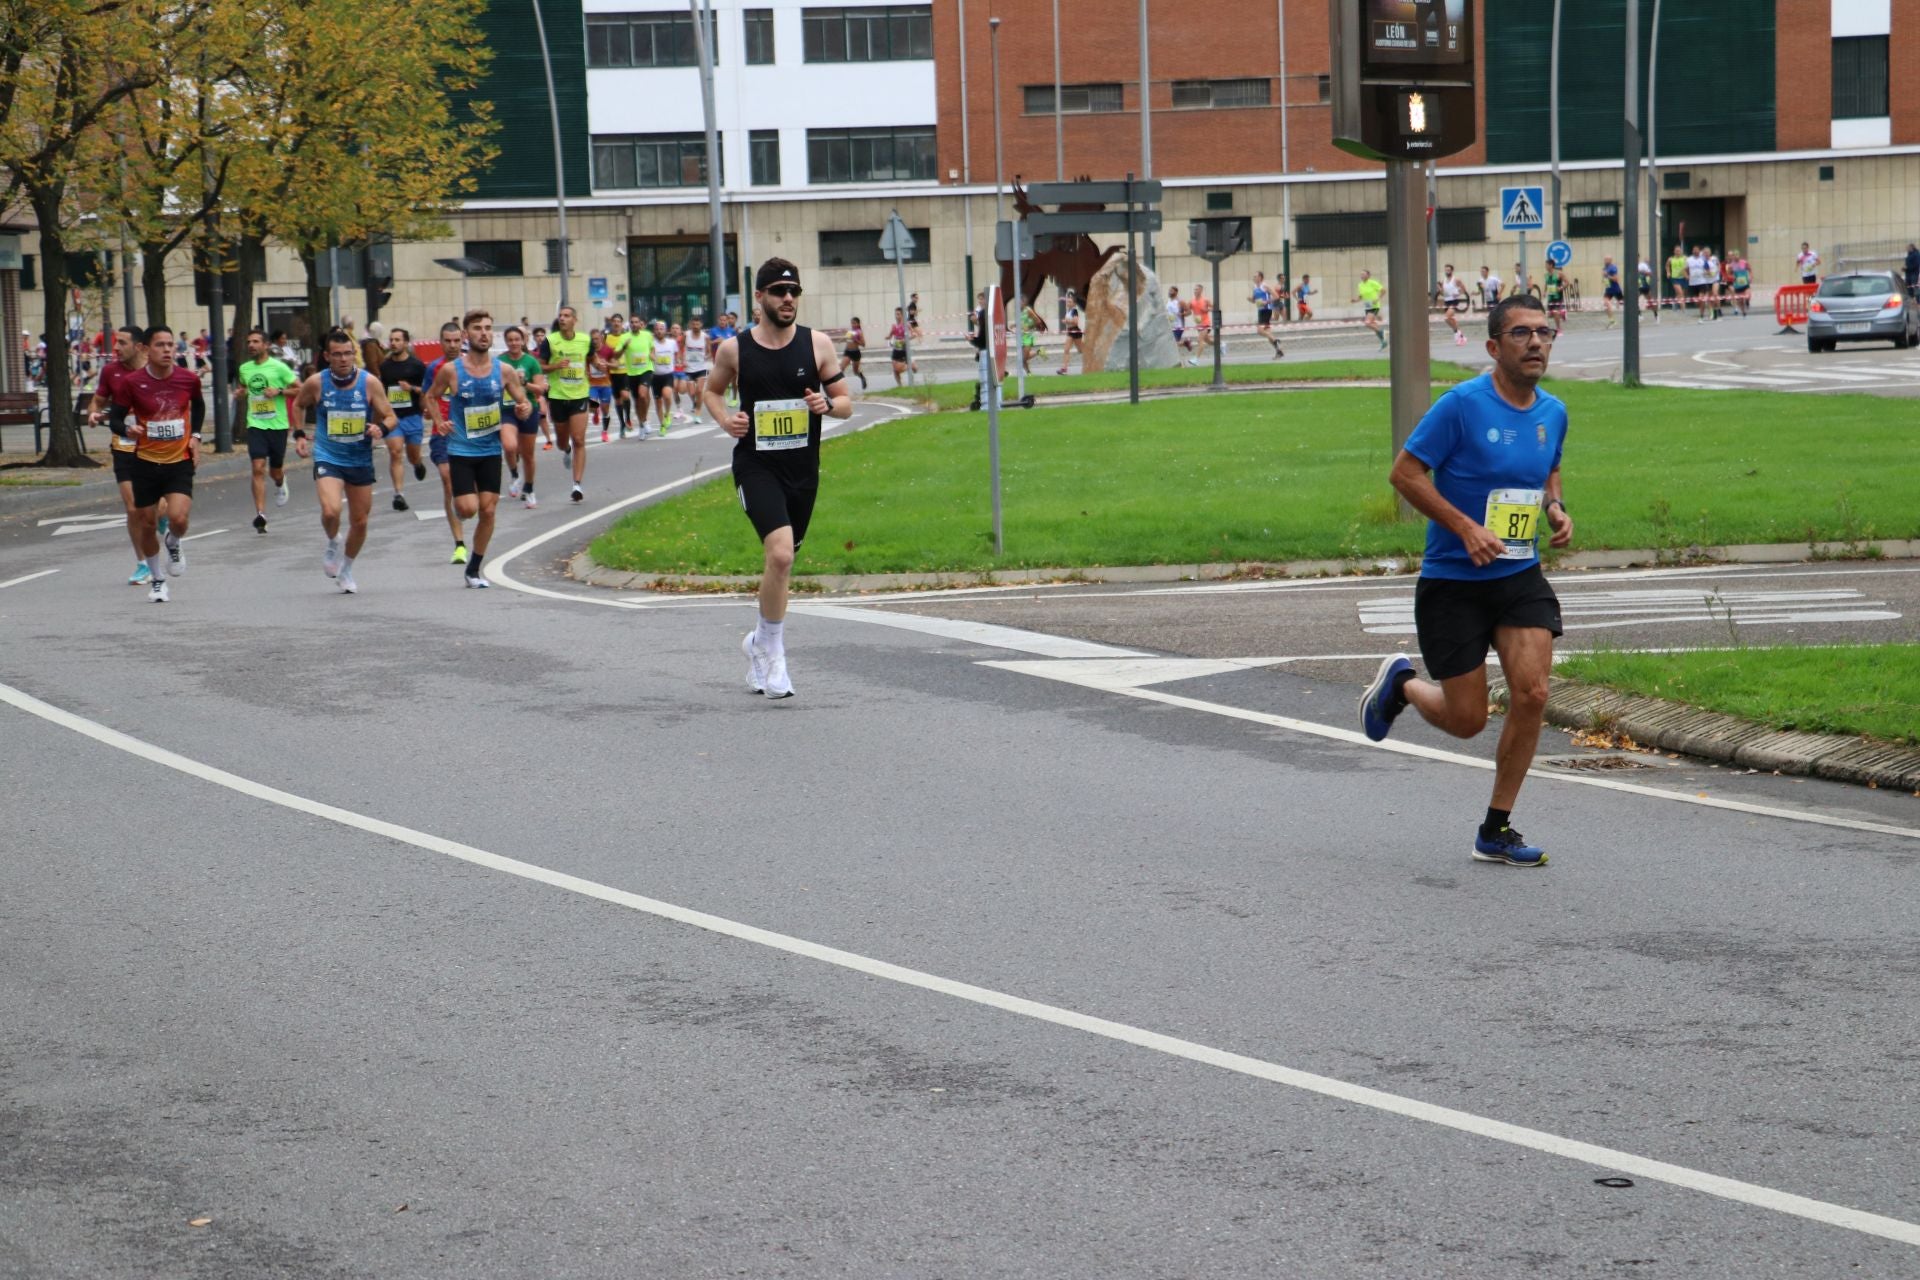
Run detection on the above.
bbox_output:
[111,445,137,484]
[650,373,676,396]
[449,453,504,497]
[247,427,289,468]
[129,457,194,509]
[734,465,817,548]
[609,372,630,396]
[1413,564,1563,681]
[548,397,591,422]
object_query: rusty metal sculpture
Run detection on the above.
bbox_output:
[999,178,1123,310]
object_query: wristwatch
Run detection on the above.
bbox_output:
[1546,498,1567,515]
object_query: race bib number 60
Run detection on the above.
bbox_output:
[1484,487,1544,560]
[754,398,808,452]
[466,401,502,437]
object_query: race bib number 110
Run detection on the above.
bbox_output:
[754,398,808,451]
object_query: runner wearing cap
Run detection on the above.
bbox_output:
[85,325,153,582]
[702,258,853,700]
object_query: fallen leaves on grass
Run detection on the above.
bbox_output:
[1570,728,1652,753]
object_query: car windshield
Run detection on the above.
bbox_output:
[1819,276,1897,297]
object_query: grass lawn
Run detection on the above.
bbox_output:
[1556,645,1920,745]
[873,358,1474,411]
[590,379,1920,577]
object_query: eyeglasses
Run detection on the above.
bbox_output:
[1498,326,1558,343]
[763,285,802,299]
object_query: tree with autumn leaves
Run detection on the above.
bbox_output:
[2,0,494,466]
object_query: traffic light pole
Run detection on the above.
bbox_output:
[1385,159,1428,500]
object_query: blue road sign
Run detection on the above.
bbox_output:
[1500,186,1545,231]
[1545,240,1573,269]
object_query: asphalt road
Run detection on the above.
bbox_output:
[4,397,1920,1278]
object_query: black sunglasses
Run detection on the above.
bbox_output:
[763,284,802,299]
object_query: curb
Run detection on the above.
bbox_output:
[1495,677,1920,793]
[571,538,1920,596]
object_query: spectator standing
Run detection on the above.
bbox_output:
[1796,242,1820,285]
[1903,243,1919,296]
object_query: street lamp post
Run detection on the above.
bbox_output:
[989,17,1025,401]
[959,0,975,307]
[690,0,725,325]
[1647,0,1663,319]
[531,0,571,311]
[1623,0,1642,387]
[1549,0,1562,240]
[1051,0,1064,180]
[1138,0,1154,268]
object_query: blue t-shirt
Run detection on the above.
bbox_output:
[1403,371,1567,581]
[313,370,375,468]
[447,357,507,458]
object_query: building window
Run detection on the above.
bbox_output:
[586,12,716,69]
[463,241,524,276]
[750,129,781,185]
[1565,201,1620,238]
[592,133,719,189]
[1296,207,1483,250]
[1205,191,1234,212]
[1819,164,1836,181]
[806,126,936,183]
[19,253,34,291]
[802,6,932,63]
[1316,74,1331,103]
[1832,36,1889,120]
[743,8,774,64]
[1171,78,1271,110]
[543,239,574,274]
[1662,170,1690,191]
[818,228,930,268]
[1023,83,1123,114]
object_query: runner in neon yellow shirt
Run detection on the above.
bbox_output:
[1354,271,1386,349]
[236,328,298,532]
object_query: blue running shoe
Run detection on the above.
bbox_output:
[1359,655,1414,742]
[129,561,152,585]
[1473,826,1549,867]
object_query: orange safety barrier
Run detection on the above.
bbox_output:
[1775,282,1817,333]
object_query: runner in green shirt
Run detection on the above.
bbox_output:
[604,314,635,438]
[622,319,656,433]
[500,325,547,509]
[1354,271,1387,349]
[540,305,595,502]
[1664,246,1687,321]
[236,327,299,533]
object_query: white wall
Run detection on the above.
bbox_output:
[583,0,937,195]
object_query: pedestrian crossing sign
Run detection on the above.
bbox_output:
[1500,186,1545,231]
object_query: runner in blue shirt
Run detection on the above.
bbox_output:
[290,328,398,595]
[426,309,535,589]
[1359,294,1575,867]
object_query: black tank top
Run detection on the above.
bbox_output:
[734,323,821,482]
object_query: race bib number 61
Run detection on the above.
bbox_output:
[754,398,808,451]
[1484,487,1544,560]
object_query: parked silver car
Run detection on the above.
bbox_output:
[1807,271,1919,352]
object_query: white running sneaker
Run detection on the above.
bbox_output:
[275,481,290,507]
[508,475,524,499]
[464,573,491,589]
[742,631,769,694]
[149,579,169,603]
[322,541,342,578]
[338,568,358,594]
[570,484,583,504]
[165,537,185,575]
[762,651,794,700]
[524,491,539,509]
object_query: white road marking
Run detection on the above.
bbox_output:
[1359,586,1900,635]
[0,568,59,590]
[36,514,116,526]
[180,528,227,543]
[790,603,1147,658]
[50,519,129,537]
[983,659,1920,844]
[2,673,1916,1250]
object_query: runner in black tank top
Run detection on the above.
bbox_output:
[704,258,853,700]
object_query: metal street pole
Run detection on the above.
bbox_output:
[1426,162,1440,296]
[991,18,1022,396]
[532,0,571,310]
[1647,0,1663,319]
[985,338,1002,555]
[1125,174,1140,406]
[1051,0,1064,180]
[1209,253,1225,390]
[1276,0,1291,285]
[200,101,231,452]
[691,0,725,325]
[1549,0,1563,240]
[959,0,975,309]
[1622,0,1642,386]
[1385,160,1427,492]
[328,245,341,329]
[1138,0,1154,269]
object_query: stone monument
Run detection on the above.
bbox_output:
[1083,251,1178,373]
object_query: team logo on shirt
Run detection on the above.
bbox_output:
[1537,422,1548,447]
[1485,427,1500,443]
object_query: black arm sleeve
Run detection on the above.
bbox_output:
[190,395,206,432]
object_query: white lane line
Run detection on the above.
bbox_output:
[50,519,129,537]
[0,569,59,590]
[2,674,1915,1251]
[790,602,1147,659]
[982,660,1920,844]
[489,403,912,606]
[35,514,117,526]
[180,529,228,543]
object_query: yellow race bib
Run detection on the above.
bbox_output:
[753,398,808,452]
[1485,487,1543,560]
[466,400,502,437]
[326,410,367,439]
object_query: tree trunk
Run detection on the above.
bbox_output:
[30,184,95,469]
[301,247,330,338]
[141,239,170,330]
[228,231,260,368]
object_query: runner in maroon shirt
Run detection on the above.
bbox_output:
[85,325,152,584]
[111,325,205,602]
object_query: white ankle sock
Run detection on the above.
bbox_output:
[757,616,785,651]
[147,554,167,581]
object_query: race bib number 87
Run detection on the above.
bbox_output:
[754,398,808,452]
[1485,487,1544,560]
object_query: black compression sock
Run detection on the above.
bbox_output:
[1481,807,1512,840]
[466,551,485,577]
[1389,666,1415,705]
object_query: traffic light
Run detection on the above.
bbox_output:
[366,277,392,322]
